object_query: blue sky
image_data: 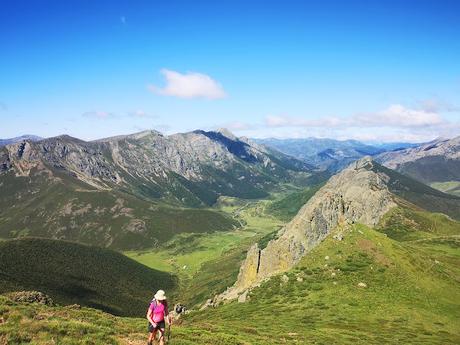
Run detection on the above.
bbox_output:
[1,0,459,142]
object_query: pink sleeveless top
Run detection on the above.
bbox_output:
[149,300,167,323]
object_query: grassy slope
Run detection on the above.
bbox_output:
[126,198,285,307]
[0,238,177,317]
[430,181,460,197]
[373,163,460,220]
[179,215,460,344]
[0,170,238,250]
[266,183,325,221]
[1,208,459,344]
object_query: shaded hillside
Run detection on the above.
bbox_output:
[376,136,460,195]
[0,168,238,249]
[373,163,460,220]
[0,238,177,316]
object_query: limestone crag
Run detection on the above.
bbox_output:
[218,157,396,301]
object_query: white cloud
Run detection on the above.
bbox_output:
[354,104,443,127]
[220,104,459,142]
[264,104,444,129]
[148,69,226,99]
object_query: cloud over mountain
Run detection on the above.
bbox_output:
[149,69,226,99]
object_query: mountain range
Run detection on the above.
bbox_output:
[254,137,418,171]
[376,136,460,196]
[0,131,459,344]
[0,134,43,147]
[0,129,312,249]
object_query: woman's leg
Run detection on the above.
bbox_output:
[149,329,158,344]
[158,328,165,345]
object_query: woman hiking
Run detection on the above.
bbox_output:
[147,290,171,345]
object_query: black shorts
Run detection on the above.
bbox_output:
[148,321,166,332]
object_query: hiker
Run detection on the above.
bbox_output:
[147,289,171,345]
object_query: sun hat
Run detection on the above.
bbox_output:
[154,289,167,301]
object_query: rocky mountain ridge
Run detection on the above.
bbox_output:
[1,129,311,207]
[217,157,397,301]
[0,135,43,147]
[0,129,311,249]
[255,138,385,171]
[376,136,460,168]
[375,136,460,194]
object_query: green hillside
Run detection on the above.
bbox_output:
[430,181,460,197]
[0,238,177,316]
[0,170,238,250]
[372,162,460,220]
[180,222,459,344]
[267,182,325,221]
[1,208,459,344]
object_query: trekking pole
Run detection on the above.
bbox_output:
[167,322,171,342]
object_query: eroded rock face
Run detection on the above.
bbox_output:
[218,157,396,301]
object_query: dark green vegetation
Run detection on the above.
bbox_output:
[372,162,460,220]
[378,206,460,241]
[267,183,325,221]
[0,238,177,316]
[397,156,460,186]
[0,169,238,250]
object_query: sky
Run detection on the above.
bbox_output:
[1,0,459,142]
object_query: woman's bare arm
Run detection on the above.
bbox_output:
[147,307,156,325]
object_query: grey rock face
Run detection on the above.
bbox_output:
[0,129,310,205]
[218,157,396,300]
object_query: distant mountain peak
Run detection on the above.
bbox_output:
[0,135,43,147]
[216,128,238,140]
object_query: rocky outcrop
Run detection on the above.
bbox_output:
[217,157,396,302]
[6,291,54,306]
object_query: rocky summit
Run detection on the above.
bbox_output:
[218,157,397,301]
